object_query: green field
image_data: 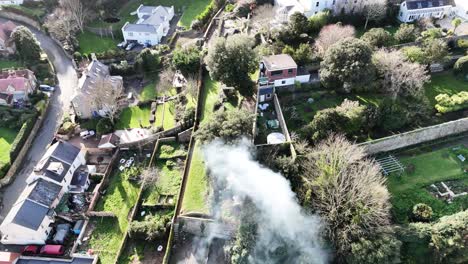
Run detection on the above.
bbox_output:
[181,140,209,213]
[200,74,220,122]
[155,101,176,130]
[425,70,468,107]
[0,127,18,168]
[387,146,468,223]
[0,60,21,69]
[90,0,212,30]
[77,30,120,54]
[116,106,152,129]
[87,165,141,263]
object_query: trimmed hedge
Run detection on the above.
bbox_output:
[9,117,36,161]
[194,0,216,27]
[0,162,11,179]
[435,91,468,113]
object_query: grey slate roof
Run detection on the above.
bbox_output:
[123,23,158,33]
[406,0,451,10]
[12,200,49,230]
[52,141,81,165]
[42,156,71,183]
[27,178,62,207]
[17,257,95,264]
[71,166,89,187]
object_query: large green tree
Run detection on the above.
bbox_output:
[361,28,393,48]
[135,48,161,73]
[205,34,258,95]
[172,45,201,75]
[11,26,42,64]
[320,38,376,93]
[194,109,255,143]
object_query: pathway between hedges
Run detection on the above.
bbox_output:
[0,17,78,220]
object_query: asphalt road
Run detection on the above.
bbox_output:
[0,19,78,220]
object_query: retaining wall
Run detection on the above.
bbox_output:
[359,117,468,155]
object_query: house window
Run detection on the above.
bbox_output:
[316,1,319,7]
[266,93,272,99]
[333,0,336,5]
[128,32,134,37]
[281,80,286,84]
[288,69,293,74]
[271,70,283,76]
[400,12,403,17]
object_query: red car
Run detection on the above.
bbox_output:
[21,245,40,255]
[40,245,65,256]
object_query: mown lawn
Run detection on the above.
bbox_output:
[155,101,176,130]
[181,141,209,214]
[88,166,140,263]
[116,106,152,129]
[425,70,468,107]
[200,74,220,122]
[77,30,120,54]
[139,81,157,102]
[90,0,212,29]
[0,60,21,69]
[387,146,468,223]
[0,127,18,167]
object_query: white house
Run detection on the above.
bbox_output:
[453,0,468,20]
[0,141,86,245]
[0,0,24,5]
[275,0,385,22]
[122,4,174,46]
[398,0,453,23]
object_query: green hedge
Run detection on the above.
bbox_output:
[435,91,468,113]
[195,0,216,26]
[0,162,11,179]
[9,117,36,161]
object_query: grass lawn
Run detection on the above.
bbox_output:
[88,166,140,263]
[355,25,400,38]
[387,146,468,223]
[200,74,220,122]
[155,102,176,130]
[116,106,152,129]
[0,60,21,69]
[0,127,18,167]
[90,0,211,29]
[77,30,120,54]
[425,70,468,107]
[181,141,209,214]
[143,142,185,205]
[139,81,157,102]
[5,4,46,19]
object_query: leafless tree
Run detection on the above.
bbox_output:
[44,8,76,41]
[184,74,199,99]
[373,49,430,99]
[61,0,89,32]
[363,1,387,29]
[315,24,356,56]
[139,167,160,189]
[250,4,276,38]
[92,76,123,124]
[300,134,391,254]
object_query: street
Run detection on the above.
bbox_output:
[0,18,78,220]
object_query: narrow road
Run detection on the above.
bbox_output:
[0,18,78,220]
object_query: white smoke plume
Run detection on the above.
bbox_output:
[203,139,328,264]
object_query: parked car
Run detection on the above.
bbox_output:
[52,224,71,244]
[80,130,95,139]
[40,245,65,256]
[117,41,127,49]
[39,85,55,92]
[22,245,40,255]
[126,42,137,51]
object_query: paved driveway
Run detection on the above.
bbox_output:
[0,18,78,220]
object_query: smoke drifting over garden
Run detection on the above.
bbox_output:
[203,139,328,264]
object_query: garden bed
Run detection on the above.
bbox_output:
[387,145,468,223]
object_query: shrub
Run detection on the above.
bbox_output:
[128,214,172,241]
[166,160,177,168]
[58,121,75,135]
[9,118,36,161]
[0,162,11,179]
[456,39,468,49]
[225,3,235,12]
[435,91,468,113]
[96,118,113,135]
[110,61,135,76]
[190,19,203,30]
[361,28,393,48]
[172,45,201,74]
[394,23,418,44]
[412,203,433,222]
[453,55,468,75]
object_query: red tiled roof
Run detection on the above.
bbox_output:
[0,77,27,92]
